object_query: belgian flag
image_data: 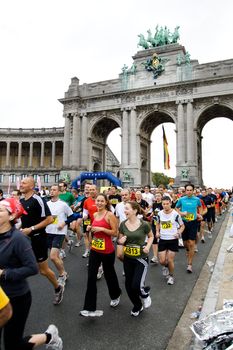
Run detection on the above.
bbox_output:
[162,125,170,170]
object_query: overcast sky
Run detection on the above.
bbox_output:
[1,0,233,188]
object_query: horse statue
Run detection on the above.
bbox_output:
[147,29,156,47]
[137,34,149,49]
[171,26,180,43]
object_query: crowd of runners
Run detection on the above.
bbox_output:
[0,178,232,349]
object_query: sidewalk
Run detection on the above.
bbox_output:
[166,210,232,350]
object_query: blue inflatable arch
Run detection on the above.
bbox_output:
[71,172,122,189]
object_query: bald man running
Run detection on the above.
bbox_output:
[20,177,64,305]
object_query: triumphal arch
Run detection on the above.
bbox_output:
[59,26,233,187]
[0,26,233,190]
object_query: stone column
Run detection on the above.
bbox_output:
[40,141,45,167]
[6,141,10,167]
[130,107,137,165]
[29,142,33,167]
[177,101,185,164]
[63,114,71,167]
[187,100,194,164]
[72,113,80,167]
[121,108,129,166]
[51,141,56,167]
[17,142,22,167]
[81,113,88,169]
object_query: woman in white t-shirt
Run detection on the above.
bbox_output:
[156,196,184,285]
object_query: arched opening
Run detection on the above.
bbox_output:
[197,105,233,188]
[91,118,121,176]
[93,162,101,171]
[202,118,233,188]
[140,111,176,186]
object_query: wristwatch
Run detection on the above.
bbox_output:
[31,226,35,231]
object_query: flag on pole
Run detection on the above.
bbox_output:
[162,125,170,170]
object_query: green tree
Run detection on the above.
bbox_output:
[152,172,170,187]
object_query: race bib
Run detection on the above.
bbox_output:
[84,219,91,225]
[161,221,172,230]
[124,245,141,257]
[53,216,58,224]
[111,199,118,205]
[184,213,195,221]
[91,238,105,250]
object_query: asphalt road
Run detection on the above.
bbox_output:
[25,215,226,350]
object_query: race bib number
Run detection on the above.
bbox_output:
[124,245,141,257]
[161,221,172,230]
[52,216,58,224]
[84,219,91,225]
[111,199,118,205]
[91,238,105,250]
[184,213,195,221]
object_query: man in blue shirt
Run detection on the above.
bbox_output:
[176,184,202,273]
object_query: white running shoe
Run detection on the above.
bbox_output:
[143,295,151,309]
[162,266,169,277]
[97,265,104,280]
[75,241,82,247]
[57,272,68,287]
[150,256,159,264]
[131,306,143,317]
[110,296,121,307]
[59,249,66,259]
[167,276,174,285]
[80,310,103,317]
[82,250,90,258]
[45,324,63,350]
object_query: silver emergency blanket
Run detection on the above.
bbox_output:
[191,309,233,341]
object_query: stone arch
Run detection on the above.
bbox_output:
[194,102,233,132]
[194,102,233,185]
[89,115,121,173]
[138,107,176,136]
[138,109,176,185]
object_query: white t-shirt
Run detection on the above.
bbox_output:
[115,202,127,224]
[142,192,154,213]
[46,199,73,235]
[158,209,183,240]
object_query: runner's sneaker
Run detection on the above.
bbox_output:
[194,246,198,253]
[187,265,193,273]
[150,256,159,264]
[142,295,151,309]
[167,276,174,285]
[80,310,103,317]
[208,232,212,239]
[59,249,66,259]
[82,250,89,258]
[57,272,68,287]
[162,266,169,277]
[75,241,82,247]
[131,306,143,317]
[97,265,104,280]
[201,237,205,243]
[110,295,121,307]
[67,240,74,252]
[45,324,63,350]
[53,285,64,305]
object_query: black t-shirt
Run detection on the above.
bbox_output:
[201,195,214,207]
[20,194,51,235]
[108,194,122,208]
